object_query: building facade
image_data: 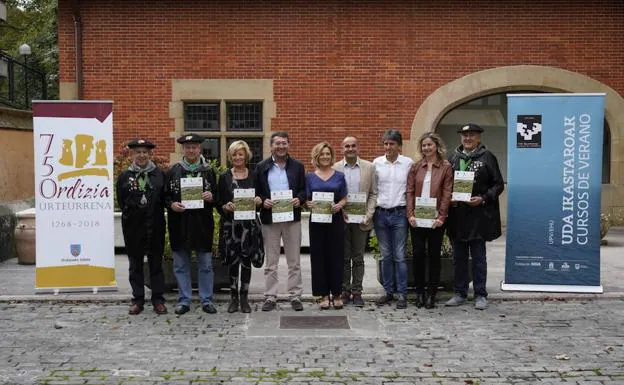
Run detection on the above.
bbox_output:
[57,0,624,220]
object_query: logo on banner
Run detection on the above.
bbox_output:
[58,134,110,181]
[70,244,82,257]
[516,115,542,148]
[38,133,111,201]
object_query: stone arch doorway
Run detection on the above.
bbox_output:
[408,65,624,221]
[434,91,611,184]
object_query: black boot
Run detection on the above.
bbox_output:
[425,291,437,309]
[415,293,426,308]
[227,290,239,313]
[240,292,251,313]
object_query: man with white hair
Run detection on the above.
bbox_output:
[445,123,504,310]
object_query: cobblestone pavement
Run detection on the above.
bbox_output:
[1,298,623,385]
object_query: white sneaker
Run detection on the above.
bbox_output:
[474,296,488,310]
[444,295,467,307]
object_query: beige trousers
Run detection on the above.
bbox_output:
[262,221,303,301]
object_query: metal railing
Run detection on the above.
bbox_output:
[0,51,47,110]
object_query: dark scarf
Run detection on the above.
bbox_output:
[179,155,209,174]
[128,161,156,190]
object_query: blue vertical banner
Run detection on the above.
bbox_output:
[502,94,604,293]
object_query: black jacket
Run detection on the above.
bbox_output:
[164,163,217,252]
[216,169,258,219]
[255,156,306,224]
[116,167,166,257]
[447,144,504,242]
[216,169,264,267]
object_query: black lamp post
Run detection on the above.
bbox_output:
[18,43,31,108]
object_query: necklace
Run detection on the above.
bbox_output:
[232,168,248,179]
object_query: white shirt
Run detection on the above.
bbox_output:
[342,159,361,194]
[373,154,414,209]
[421,169,432,198]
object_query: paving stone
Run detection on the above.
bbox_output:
[0,300,623,384]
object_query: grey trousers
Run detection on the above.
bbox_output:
[342,223,368,293]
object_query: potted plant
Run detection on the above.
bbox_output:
[600,211,623,245]
[14,209,36,265]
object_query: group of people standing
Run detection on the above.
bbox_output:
[374,124,504,311]
[116,123,503,315]
[117,134,219,315]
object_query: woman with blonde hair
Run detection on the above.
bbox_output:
[406,132,453,309]
[305,141,348,310]
[217,140,264,313]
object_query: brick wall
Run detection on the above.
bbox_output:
[58,0,624,164]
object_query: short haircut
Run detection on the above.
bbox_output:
[310,141,335,168]
[382,129,402,146]
[270,131,289,144]
[227,140,252,164]
[417,131,447,160]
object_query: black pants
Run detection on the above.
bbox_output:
[309,216,345,297]
[229,261,252,293]
[410,226,445,294]
[128,252,165,305]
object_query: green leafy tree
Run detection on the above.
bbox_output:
[0,0,58,100]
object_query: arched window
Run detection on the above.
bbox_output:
[436,91,612,184]
[436,92,510,181]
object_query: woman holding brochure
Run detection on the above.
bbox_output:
[406,132,453,309]
[217,140,264,313]
[305,142,348,310]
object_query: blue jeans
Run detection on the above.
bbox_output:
[173,250,214,306]
[374,207,408,295]
[452,239,487,298]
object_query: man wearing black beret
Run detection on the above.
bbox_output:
[445,123,504,310]
[116,139,167,315]
[165,133,218,315]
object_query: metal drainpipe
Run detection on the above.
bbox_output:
[72,0,83,99]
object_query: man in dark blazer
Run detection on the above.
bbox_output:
[255,131,306,311]
[445,123,504,310]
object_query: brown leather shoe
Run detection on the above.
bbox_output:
[319,296,330,310]
[333,296,344,310]
[128,303,144,315]
[153,303,168,315]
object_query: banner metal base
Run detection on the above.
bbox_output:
[500,282,603,294]
[35,286,119,295]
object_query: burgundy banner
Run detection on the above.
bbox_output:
[33,102,113,123]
